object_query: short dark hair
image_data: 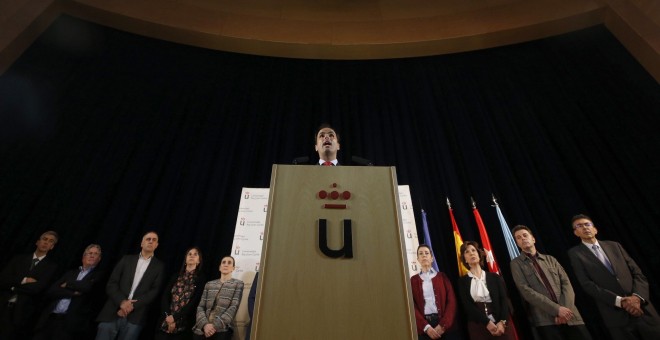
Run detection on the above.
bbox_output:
[416,244,433,257]
[41,231,59,243]
[221,255,236,267]
[460,241,485,269]
[511,225,533,237]
[571,214,593,225]
[314,123,339,143]
[142,230,159,239]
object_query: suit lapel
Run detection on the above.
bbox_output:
[580,243,614,275]
[598,242,619,274]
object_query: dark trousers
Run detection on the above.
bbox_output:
[607,315,660,340]
[467,320,517,340]
[33,313,78,340]
[536,324,592,340]
[193,329,233,340]
[0,302,34,340]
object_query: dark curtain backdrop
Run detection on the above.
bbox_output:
[1,15,659,339]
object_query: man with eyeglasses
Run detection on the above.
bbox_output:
[568,214,660,340]
[33,244,105,340]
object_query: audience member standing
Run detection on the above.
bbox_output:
[568,214,660,340]
[458,241,514,339]
[410,244,457,340]
[0,231,59,339]
[510,225,591,340]
[193,256,244,340]
[96,231,165,340]
[33,243,105,340]
[156,247,206,340]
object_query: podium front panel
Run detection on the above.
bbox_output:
[252,165,416,339]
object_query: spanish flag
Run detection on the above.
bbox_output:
[447,198,468,276]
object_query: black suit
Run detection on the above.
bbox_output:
[568,241,660,340]
[0,253,58,339]
[96,254,164,326]
[33,266,106,339]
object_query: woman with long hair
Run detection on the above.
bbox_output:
[156,247,206,340]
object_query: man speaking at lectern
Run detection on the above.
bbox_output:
[315,124,340,166]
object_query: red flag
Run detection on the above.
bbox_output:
[472,199,520,340]
[472,199,500,274]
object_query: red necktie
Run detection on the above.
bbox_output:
[322,161,333,166]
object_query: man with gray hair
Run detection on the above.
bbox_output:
[34,244,106,340]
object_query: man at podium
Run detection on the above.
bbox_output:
[315,123,340,166]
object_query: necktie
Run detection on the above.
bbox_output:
[592,245,614,274]
[322,161,333,166]
[526,253,558,303]
[30,258,39,270]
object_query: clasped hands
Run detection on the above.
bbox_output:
[554,306,574,325]
[621,295,644,317]
[424,324,445,339]
[486,320,506,336]
[117,299,137,318]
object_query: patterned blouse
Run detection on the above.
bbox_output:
[193,278,244,335]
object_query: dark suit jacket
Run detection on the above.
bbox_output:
[568,240,660,327]
[410,271,457,334]
[0,254,58,327]
[457,272,509,325]
[96,254,164,325]
[36,266,106,332]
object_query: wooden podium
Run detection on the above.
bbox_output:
[250,165,416,339]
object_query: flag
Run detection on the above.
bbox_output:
[447,198,468,276]
[492,195,520,260]
[473,198,521,340]
[472,198,500,274]
[421,209,440,272]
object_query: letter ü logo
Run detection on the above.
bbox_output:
[318,219,353,258]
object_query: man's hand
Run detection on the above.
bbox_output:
[119,299,137,316]
[622,296,644,317]
[23,277,37,284]
[557,306,574,321]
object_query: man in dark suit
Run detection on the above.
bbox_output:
[33,243,105,340]
[315,123,341,166]
[0,230,59,339]
[96,231,165,340]
[568,214,660,340]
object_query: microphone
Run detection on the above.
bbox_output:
[352,156,374,166]
[292,156,309,165]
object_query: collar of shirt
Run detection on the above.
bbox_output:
[419,267,437,279]
[318,159,338,166]
[582,240,600,248]
[139,252,154,260]
[32,253,46,261]
[524,251,547,261]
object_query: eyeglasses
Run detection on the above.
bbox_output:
[573,222,593,229]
